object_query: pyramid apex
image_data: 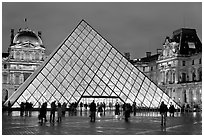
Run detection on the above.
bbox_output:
[80,19,88,24]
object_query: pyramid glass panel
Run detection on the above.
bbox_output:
[5,20,180,109]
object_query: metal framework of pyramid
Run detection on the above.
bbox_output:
[5,20,180,109]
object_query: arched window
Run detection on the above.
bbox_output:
[181,73,186,82]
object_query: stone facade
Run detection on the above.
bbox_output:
[132,28,202,109]
[2,28,46,102]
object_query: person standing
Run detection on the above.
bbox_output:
[20,102,24,116]
[28,102,33,117]
[132,102,137,116]
[50,101,56,123]
[169,102,175,117]
[124,103,131,121]
[115,102,120,116]
[159,101,168,126]
[25,102,29,116]
[57,103,62,122]
[103,102,106,116]
[62,102,67,117]
[98,102,103,117]
[39,102,47,123]
[80,102,83,113]
[90,100,96,122]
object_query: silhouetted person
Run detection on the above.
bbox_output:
[25,102,29,116]
[80,102,83,112]
[57,103,62,122]
[90,100,96,122]
[115,102,120,116]
[98,103,103,116]
[20,102,24,116]
[132,102,137,116]
[124,103,131,121]
[103,102,106,115]
[50,101,56,122]
[109,102,112,110]
[169,102,175,117]
[39,102,47,123]
[159,101,168,126]
[28,102,33,116]
[62,102,67,117]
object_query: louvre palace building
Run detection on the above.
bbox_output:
[2,28,46,103]
[131,28,202,109]
[2,20,201,110]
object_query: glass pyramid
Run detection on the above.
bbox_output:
[5,20,179,109]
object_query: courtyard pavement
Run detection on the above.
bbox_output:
[2,110,202,135]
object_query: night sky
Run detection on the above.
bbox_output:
[2,2,202,59]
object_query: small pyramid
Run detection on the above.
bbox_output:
[4,20,179,109]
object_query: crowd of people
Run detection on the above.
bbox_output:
[20,102,33,117]
[5,100,182,126]
[159,101,176,126]
[38,101,68,123]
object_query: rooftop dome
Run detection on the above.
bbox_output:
[13,29,43,46]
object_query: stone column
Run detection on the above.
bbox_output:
[186,88,190,104]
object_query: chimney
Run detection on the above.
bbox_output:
[38,31,42,39]
[146,52,151,57]
[10,29,14,45]
[157,49,162,54]
[124,52,130,60]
